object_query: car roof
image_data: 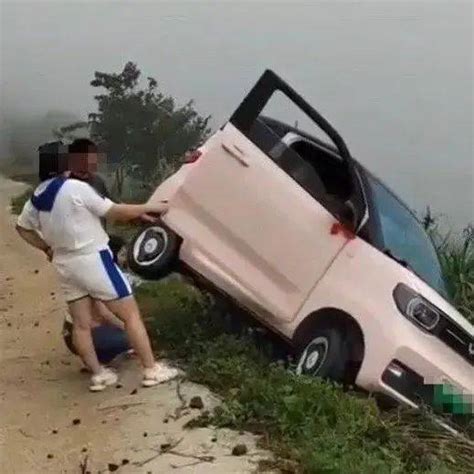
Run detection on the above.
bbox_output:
[259,115,421,223]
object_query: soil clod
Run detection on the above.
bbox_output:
[232,444,248,456]
[189,396,204,409]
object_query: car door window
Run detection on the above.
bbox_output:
[247,118,328,203]
[229,71,366,225]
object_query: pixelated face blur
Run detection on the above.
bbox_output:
[68,148,99,177]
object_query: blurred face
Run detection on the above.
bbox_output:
[68,151,98,177]
[87,152,98,173]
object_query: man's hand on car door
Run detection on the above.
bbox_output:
[139,213,159,224]
[139,200,169,224]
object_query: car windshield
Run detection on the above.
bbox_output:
[368,176,447,297]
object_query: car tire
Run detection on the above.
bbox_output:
[127,220,180,280]
[295,326,348,382]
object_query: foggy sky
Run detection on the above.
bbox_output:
[1,1,472,228]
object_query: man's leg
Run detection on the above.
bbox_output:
[88,249,177,386]
[69,297,118,391]
[102,296,155,369]
[68,297,102,374]
[104,295,178,386]
[91,299,125,330]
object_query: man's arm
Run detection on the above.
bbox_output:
[105,201,168,223]
[16,199,51,258]
[75,180,167,223]
[15,225,51,256]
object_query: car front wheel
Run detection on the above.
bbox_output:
[127,221,180,279]
[295,327,348,382]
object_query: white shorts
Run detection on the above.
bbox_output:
[54,248,133,302]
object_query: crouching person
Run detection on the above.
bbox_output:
[63,300,132,368]
[15,139,178,391]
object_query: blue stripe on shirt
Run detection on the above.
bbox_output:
[30,177,67,212]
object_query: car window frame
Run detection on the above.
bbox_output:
[228,70,368,232]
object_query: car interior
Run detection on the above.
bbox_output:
[247,116,354,222]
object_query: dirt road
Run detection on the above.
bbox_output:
[0,176,271,473]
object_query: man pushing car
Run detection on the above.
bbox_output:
[16,139,178,391]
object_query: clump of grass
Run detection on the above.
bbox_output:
[10,188,33,215]
[424,209,474,324]
[137,280,473,473]
[438,227,474,324]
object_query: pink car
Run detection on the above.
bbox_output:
[128,71,473,412]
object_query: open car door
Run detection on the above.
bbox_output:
[167,70,368,322]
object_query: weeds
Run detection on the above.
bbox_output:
[136,280,473,473]
[438,229,474,323]
[10,188,33,215]
[424,211,474,324]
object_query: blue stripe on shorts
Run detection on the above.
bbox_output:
[99,249,131,299]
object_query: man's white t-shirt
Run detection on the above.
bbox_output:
[17,178,114,261]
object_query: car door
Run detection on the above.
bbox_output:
[168,70,367,322]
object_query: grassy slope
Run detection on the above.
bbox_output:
[136,280,473,473]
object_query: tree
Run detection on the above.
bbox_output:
[88,62,211,189]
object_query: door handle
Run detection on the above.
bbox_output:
[221,142,249,167]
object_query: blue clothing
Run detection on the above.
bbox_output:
[92,325,130,364]
[63,320,130,364]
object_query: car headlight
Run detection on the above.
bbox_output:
[393,284,440,331]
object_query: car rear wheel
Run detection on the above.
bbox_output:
[295,326,348,382]
[127,221,180,279]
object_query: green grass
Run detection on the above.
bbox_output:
[437,227,474,324]
[10,188,33,215]
[136,280,474,474]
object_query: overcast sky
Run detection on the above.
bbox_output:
[1,0,472,228]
